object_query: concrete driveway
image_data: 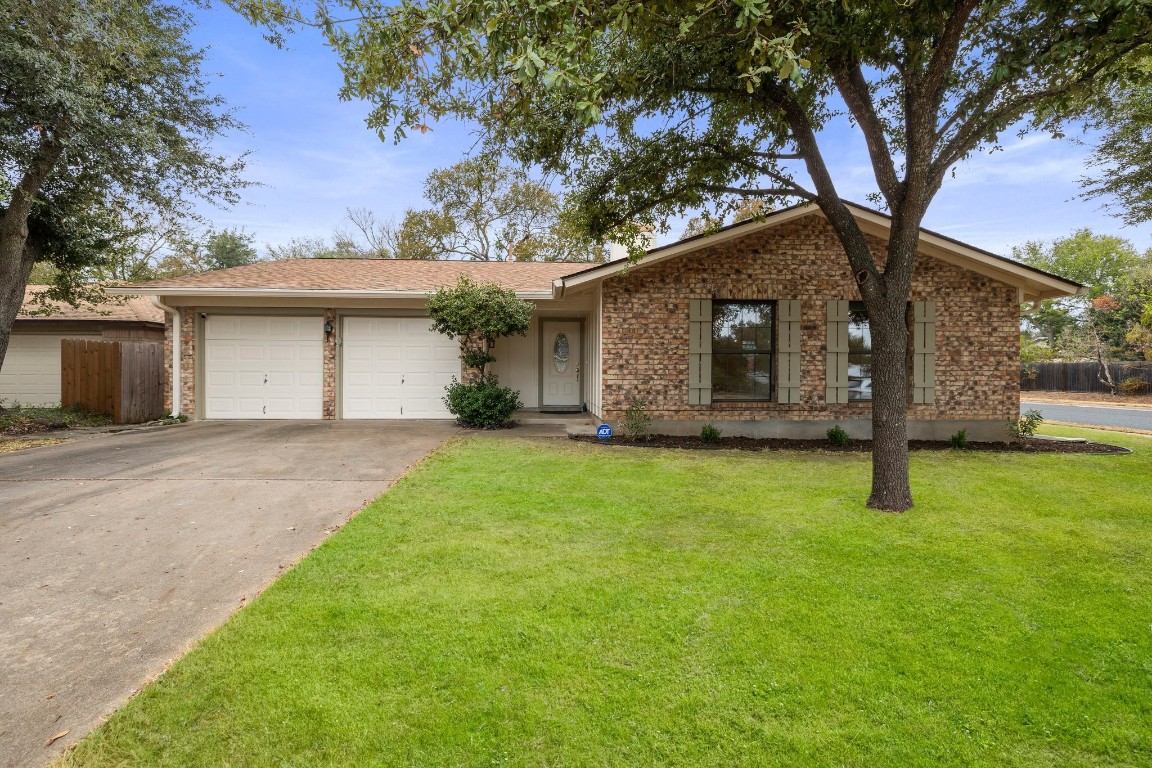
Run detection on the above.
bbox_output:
[0,420,458,768]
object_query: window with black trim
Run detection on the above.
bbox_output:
[848,301,872,401]
[711,301,775,401]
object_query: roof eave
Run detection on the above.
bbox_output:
[105,286,557,301]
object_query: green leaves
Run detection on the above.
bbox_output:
[427,276,535,376]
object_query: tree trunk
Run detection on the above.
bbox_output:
[0,135,65,378]
[0,207,37,380]
[865,293,913,512]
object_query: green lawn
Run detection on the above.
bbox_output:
[65,429,1152,767]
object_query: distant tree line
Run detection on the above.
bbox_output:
[1015,230,1152,364]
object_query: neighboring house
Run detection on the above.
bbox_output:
[111,202,1082,439]
[1,287,165,407]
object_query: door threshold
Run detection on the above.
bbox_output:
[539,408,584,414]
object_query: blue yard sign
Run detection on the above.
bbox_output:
[596,423,613,440]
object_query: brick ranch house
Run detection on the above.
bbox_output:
[111,202,1082,440]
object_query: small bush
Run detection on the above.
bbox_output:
[443,374,522,428]
[826,424,850,446]
[949,429,968,449]
[1006,409,1044,443]
[622,398,652,440]
[1118,376,1148,395]
[700,423,722,443]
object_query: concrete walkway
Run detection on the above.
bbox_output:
[0,420,457,768]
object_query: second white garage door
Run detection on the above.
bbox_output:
[342,317,460,419]
[204,316,323,419]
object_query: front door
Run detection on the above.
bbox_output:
[541,320,582,411]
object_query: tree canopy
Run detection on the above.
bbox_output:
[234,0,1152,510]
[1081,58,1152,225]
[1,0,248,372]
[392,156,604,262]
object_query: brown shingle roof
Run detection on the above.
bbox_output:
[19,286,164,324]
[122,259,585,293]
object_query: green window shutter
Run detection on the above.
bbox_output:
[776,300,801,403]
[913,300,936,404]
[825,300,850,404]
[688,299,712,405]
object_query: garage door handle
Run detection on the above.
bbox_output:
[263,374,268,384]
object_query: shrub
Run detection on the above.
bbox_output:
[700,423,722,443]
[443,374,522,428]
[826,424,850,446]
[621,398,652,440]
[949,429,968,449]
[1006,409,1044,443]
[1118,376,1148,395]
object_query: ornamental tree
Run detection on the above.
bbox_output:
[1,0,248,376]
[234,0,1152,511]
[427,276,534,375]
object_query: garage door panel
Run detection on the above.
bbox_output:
[204,316,322,419]
[342,317,459,419]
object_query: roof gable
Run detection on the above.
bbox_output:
[556,202,1083,302]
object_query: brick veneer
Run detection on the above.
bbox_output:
[162,312,174,414]
[178,308,197,417]
[599,216,1019,427]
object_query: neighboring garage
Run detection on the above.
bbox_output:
[1,331,101,406]
[203,315,324,419]
[1,287,164,407]
[341,316,460,419]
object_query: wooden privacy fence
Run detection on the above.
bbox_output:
[61,339,165,424]
[1021,361,1152,393]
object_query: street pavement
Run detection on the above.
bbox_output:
[1021,401,1152,431]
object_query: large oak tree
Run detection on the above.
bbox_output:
[1,0,247,376]
[237,0,1151,510]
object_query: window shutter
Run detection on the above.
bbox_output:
[776,300,801,403]
[688,299,712,405]
[825,300,850,404]
[913,300,936,404]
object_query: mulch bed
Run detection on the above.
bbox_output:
[569,434,1130,454]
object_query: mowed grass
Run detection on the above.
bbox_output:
[65,429,1152,767]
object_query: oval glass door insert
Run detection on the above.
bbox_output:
[553,333,570,374]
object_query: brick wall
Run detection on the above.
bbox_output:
[599,216,1019,424]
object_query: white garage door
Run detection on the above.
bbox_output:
[0,332,100,407]
[342,317,460,419]
[204,316,323,419]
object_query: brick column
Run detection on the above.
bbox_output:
[179,308,197,417]
[322,308,337,419]
[163,313,174,414]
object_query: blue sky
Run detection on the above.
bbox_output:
[189,4,1152,258]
